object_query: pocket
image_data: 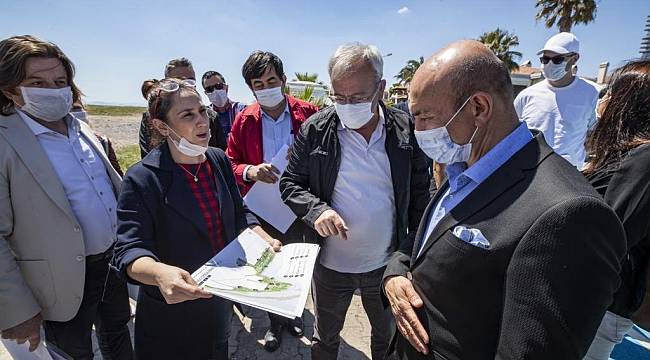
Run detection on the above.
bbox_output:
[15,260,57,309]
[441,230,490,254]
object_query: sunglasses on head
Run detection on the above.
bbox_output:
[204,83,226,93]
[540,54,573,65]
[150,78,196,116]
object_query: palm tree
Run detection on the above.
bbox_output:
[535,0,598,32]
[293,72,319,82]
[395,57,424,85]
[478,28,522,72]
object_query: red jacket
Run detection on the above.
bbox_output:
[226,95,318,195]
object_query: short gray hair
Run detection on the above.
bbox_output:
[328,42,383,82]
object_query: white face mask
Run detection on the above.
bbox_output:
[207,89,228,108]
[20,86,73,122]
[414,97,478,164]
[255,86,285,108]
[542,60,569,82]
[166,125,209,157]
[71,110,88,123]
[335,102,374,129]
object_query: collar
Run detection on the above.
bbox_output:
[17,109,78,136]
[212,100,232,113]
[446,122,533,191]
[260,99,291,122]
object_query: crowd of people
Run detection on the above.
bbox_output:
[0,31,648,360]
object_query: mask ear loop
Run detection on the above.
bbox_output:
[445,96,472,127]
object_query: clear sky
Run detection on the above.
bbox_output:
[2,0,648,106]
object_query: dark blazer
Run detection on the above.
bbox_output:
[279,103,431,252]
[383,133,626,360]
[112,143,258,359]
[588,143,650,318]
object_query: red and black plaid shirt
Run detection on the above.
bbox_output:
[179,160,225,254]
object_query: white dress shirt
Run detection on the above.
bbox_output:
[18,110,117,255]
[320,108,396,273]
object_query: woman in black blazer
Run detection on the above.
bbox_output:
[112,79,280,359]
[583,59,650,359]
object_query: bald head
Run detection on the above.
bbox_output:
[411,40,513,110]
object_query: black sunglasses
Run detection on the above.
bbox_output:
[540,54,573,65]
[204,83,226,93]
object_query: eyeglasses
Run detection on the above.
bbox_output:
[329,82,380,105]
[540,54,573,65]
[150,78,196,117]
[204,83,226,93]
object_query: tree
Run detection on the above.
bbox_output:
[478,28,523,72]
[293,72,319,82]
[394,57,424,85]
[535,0,598,33]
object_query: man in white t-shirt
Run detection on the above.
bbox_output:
[514,32,600,169]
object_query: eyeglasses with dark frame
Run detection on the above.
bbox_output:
[540,54,574,65]
[204,83,226,93]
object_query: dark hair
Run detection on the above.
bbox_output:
[146,78,199,147]
[141,79,159,100]
[446,51,513,109]
[202,71,225,88]
[164,57,193,77]
[242,51,284,87]
[584,59,650,174]
[0,35,83,115]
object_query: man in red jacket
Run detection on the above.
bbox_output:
[226,50,318,352]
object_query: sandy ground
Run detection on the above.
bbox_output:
[87,115,143,150]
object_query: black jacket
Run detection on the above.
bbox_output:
[112,143,258,359]
[587,143,650,318]
[279,103,430,254]
[384,133,626,360]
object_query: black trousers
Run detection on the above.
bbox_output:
[43,251,133,360]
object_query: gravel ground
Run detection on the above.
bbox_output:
[87,115,143,149]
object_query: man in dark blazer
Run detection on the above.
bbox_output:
[382,40,626,359]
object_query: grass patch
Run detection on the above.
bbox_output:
[87,104,146,117]
[116,145,141,171]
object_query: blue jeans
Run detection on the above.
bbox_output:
[584,311,634,360]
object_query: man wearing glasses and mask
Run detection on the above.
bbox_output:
[514,32,600,170]
[280,42,430,360]
[201,70,246,140]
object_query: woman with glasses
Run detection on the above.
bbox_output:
[583,59,650,359]
[112,78,281,359]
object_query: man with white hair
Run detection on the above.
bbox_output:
[280,42,430,359]
[514,32,600,169]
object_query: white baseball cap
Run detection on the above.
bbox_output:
[537,32,580,55]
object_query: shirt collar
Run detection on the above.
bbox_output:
[17,109,79,136]
[446,122,533,192]
[261,100,290,123]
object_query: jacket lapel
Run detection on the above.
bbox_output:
[410,181,450,262]
[410,134,552,268]
[0,113,77,222]
[153,143,209,239]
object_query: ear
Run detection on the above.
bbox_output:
[152,118,170,137]
[1,88,23,107]
[469,92,493,128]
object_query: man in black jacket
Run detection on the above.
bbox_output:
[280,42,430,360]
[382,40,626,359]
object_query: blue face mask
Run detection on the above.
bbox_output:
[413,97,478,164]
